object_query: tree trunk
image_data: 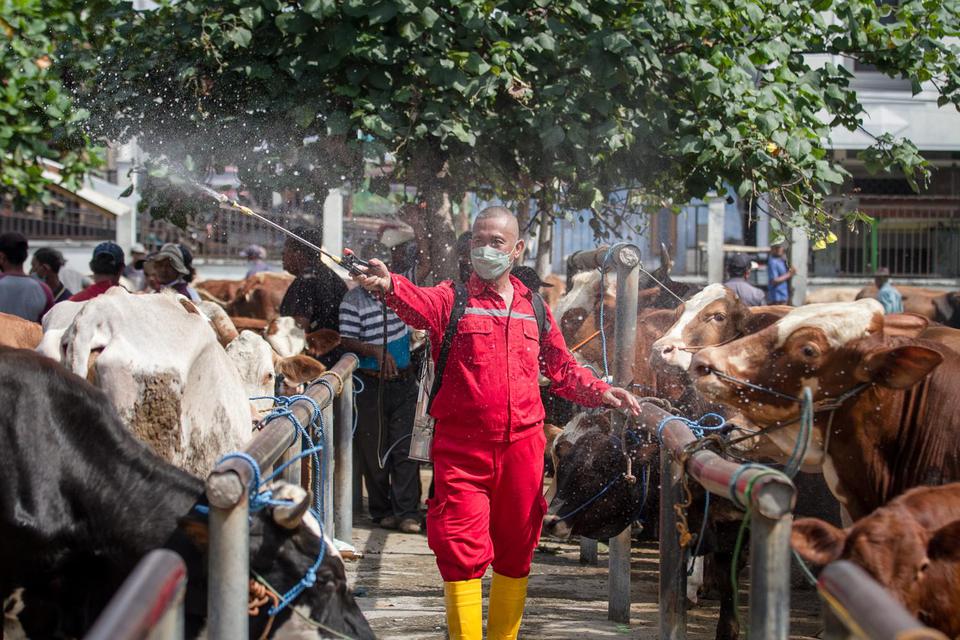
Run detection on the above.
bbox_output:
[455,193,471,234]
[535,209,554,277]
[420,185,458,284]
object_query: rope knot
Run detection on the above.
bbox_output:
[301,570,318,588]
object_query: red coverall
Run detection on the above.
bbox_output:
[386,272,611,581]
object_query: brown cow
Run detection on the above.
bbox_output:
[0,312,42,350]
[857,284,960,328]
[226,272,294,320]
[792,483,960,638]
[691,298,960,519]
[193,278,246,305]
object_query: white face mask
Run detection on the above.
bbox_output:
[470,245,515,281]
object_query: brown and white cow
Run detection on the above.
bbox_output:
[225,271,294,320]
[0,312,42,350]
[792,483,960,637]
[691,298,960,519]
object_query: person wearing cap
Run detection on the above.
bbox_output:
[146,243,201,302]
[31,247,72,304]
[123,242,148,291]
[873,267,903,314]
[766,241,796,304]
[70,242,126,302]
[339,240,422,534]
[723,254,765,307]
[279,226,347,367]
[0,232,54,322]
[241,244,275,279]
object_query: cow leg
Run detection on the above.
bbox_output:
[712,549,740,640]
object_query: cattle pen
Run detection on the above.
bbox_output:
[81,242,949,640]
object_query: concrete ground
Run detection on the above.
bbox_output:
[344,513,824,640]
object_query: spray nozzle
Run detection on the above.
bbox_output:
[339,249,370,277]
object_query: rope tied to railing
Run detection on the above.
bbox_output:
[220,391,332,617]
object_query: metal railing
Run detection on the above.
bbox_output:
[648,402,795,640]
[567,243,642,622]
[84,549,187,640]
[204,353,359,640]
[818,560,948,640]
[0,214,115,240]
[566,244,796,636]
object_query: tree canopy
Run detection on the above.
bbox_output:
[18,0,960,257]
[0,0,102,207]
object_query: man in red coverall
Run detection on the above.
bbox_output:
[355,206,640,639]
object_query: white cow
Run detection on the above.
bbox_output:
[58,288,252,476]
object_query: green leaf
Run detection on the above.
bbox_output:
[302,0,336,18]
[421,7,440,28]
[537,32,556,52]
[226,27,252,48]
[464,53,490,75]
[275,12,314,34]
[541,125,565,149]
[368,2,398,25]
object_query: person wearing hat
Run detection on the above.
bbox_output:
[122,242,148,291]
[873,267,903,314]
[766,241,796,304]
[30,247,72,304]
[723,253,765,307]
[146,243,201,302]
[339,239,422,534]
[241,244,275,279]
[70,242,126,302]
[0,232,54,322]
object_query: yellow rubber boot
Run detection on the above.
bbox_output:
[443,579,482,640]
[487,572,529,639]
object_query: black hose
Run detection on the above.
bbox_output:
[376,298,388,470]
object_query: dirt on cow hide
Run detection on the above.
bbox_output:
[129,371,183,463]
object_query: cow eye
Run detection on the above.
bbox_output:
[712,312,726,322]
[801,344,820,359]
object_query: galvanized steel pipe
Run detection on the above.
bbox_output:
[334,373,354,543]
[84,549,186,640]
[819,560,949,640]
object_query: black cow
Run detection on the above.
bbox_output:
[0,347,374,640]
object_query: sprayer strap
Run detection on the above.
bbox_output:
[427,283,469,413]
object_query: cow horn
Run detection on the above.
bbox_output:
[659,242,673,271]
[270,483,311,529]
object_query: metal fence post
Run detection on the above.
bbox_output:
[580,538,598,565]
[608,243,641,624]
[659,451,687,640]
[207,494,249,640]
[334,373,354,543]
[322,401,336,536]
[748,511,793,639]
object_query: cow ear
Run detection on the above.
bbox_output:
[177,515,209,551]
[858,344,943,389]
[306,329,340,356]
[927,519,960,564]
[883,313,929,338]
[744,306,790,334]
[276,354,327,385]
[791,518,847,566]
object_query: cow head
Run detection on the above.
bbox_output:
[225,331,328,411]
[543,411,658,540]
[652,284,789,371]
[691,299,944,427]
[179,482,374,639]
[791,485,960,620]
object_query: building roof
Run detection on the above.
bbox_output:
[41,169,132,218]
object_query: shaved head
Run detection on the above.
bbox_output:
[471,205,525,282]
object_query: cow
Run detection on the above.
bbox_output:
[193,277,246,305]
[0,346,374,640]
[541,273,566,310]
[48,289,333,475]
[791,483,960,638]
[0,312,41,350]
[691,298,960,519]
[804,287,861,304]
[857,285,960,328]
[225,272,295,320]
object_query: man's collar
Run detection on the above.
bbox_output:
[467,272,532,298]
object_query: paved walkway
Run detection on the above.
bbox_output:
[344,515,823,640]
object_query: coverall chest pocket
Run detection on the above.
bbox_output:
[456,317,493,364]
[518,320,542,374]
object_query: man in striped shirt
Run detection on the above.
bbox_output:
[340,243,422,534]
